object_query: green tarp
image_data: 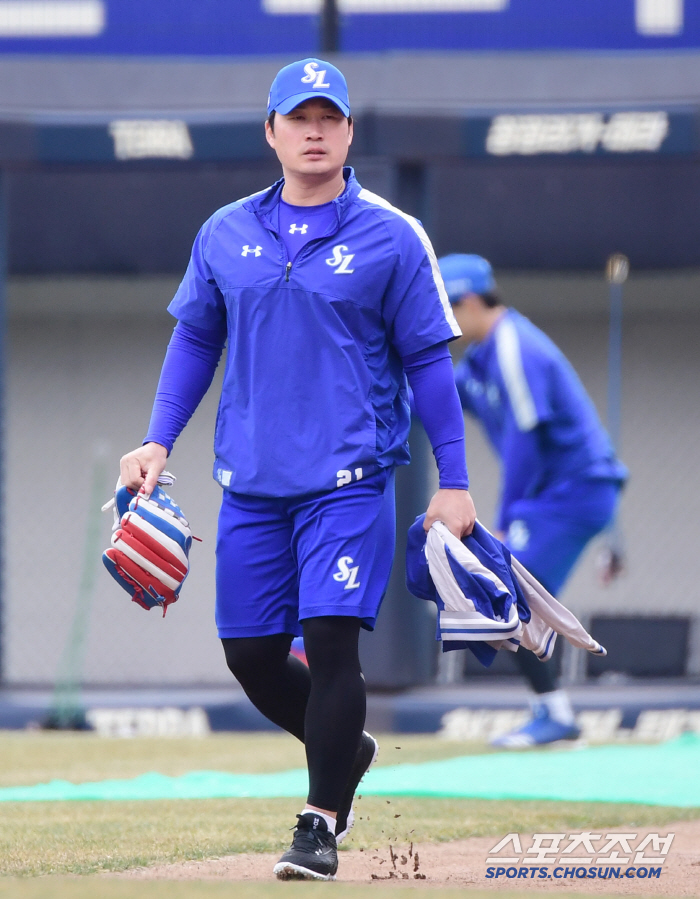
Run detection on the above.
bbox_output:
[1,733,698,807]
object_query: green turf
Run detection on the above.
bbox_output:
[360,732,700,806]
[3,733,698,807]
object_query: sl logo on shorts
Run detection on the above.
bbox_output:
[333,556,361,590]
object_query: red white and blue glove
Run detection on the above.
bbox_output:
[101,473,198,616]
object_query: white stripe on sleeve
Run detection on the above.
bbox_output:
[495,316,538,431]
[357,188,461,337]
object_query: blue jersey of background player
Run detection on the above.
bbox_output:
[439,253,627,749]
[119,59,476,881]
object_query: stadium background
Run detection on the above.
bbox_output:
[0,0,698,731]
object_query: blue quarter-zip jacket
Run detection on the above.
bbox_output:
[168,167,461,497]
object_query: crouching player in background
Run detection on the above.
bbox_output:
[438,254,627,748]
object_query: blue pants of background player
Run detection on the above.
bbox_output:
[505,478,621,595]
[504,477,621,692]
[215,470,395,814]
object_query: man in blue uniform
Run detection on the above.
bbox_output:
[438,253,627,748]
[118,59,476,880]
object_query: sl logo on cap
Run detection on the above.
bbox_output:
[301,61,330,89]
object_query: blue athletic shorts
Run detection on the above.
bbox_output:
[215,469,396,639]
[503,478,622,595]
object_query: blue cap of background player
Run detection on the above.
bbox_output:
[438,254,496,304]
[267,58,350,117]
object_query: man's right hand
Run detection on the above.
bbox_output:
[423,488,477,539]
[120,442,169,497]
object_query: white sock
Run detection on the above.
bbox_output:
[301,808,336,835]
[536,690,575,725]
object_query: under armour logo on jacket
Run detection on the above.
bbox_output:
[301,61,330,89]
[333,556,360,589]
[326,244,355,274]
[241,245,262,257]
[289,224,308,234]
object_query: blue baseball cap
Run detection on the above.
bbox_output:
[267,58,350,117]
[438,254,496,304]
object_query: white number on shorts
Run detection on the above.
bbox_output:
[336,467,363,488]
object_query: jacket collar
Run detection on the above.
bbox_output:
[245,166,361,233]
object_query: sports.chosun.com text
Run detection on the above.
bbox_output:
[486,866,662,880]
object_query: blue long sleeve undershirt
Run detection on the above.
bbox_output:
[144,324,469,490]
[144,321,226,452]
[402,343,469,490]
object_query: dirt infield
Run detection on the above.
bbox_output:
[116,819,699,893]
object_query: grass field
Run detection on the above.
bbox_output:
[0,731,696,882]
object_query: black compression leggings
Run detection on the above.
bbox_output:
[221,616,365,812]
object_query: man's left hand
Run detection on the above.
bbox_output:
[423,488,477,539]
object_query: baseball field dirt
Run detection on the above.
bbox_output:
[115,818,699,893]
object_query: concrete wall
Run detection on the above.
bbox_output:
[5,277,226,686]
[4,272,699,685]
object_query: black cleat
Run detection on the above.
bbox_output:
[273,812,338,881]
[335,730,379,843]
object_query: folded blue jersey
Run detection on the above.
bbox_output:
[407,516,606,667]
[406,516,531,667]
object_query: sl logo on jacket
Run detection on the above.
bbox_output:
[326,244,355,273]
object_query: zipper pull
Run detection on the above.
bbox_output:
[285,261,292,282]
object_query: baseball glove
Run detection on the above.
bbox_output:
[101,474,197,616]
